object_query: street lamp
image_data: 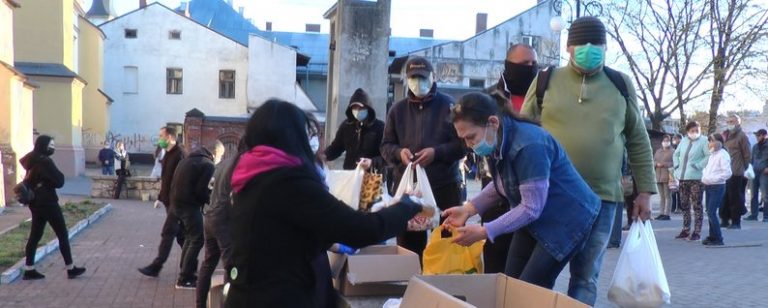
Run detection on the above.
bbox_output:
[550,0,604,32]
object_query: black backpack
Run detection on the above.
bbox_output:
[535,66,629,109]
[13,172,35,205]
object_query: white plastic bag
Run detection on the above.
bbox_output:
[394,163,439,231]
[608,220,671,308]
[325,165,365,210]
[382,298,401,308]
[745,164,755,180]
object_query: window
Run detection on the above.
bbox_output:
[166,68,183,94]
[388,50,396,57]
[519,35,539,50]
[219,70,235,99]
[469,79,485,88]
[123,66,138,94]
[169,30,181,40]
[125,29,137,38]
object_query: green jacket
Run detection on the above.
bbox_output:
[520,65,657,202]
[673,136,710,181]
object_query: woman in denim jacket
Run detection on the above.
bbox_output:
[443,92,600,289]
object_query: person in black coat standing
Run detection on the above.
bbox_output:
[171,140,224,289]
[324,88,385,172]
[19,135,86,280]
[224,99,423,308]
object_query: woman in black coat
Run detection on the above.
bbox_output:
[324,88,385,172]
[19,135,86,280]
[224,100,423,307]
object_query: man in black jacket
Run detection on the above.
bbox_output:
[139,126,186,277]
[172,140,224,289]
[324,88,385,172]
[381,56,466,259]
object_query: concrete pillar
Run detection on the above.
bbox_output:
[323,0,391,143]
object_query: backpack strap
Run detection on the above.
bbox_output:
[535,66,556,110]
[603,66,629,101]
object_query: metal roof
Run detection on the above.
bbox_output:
[15,62,83,80]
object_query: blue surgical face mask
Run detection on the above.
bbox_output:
[352,109,368,121]
[407,76,432,98]
[472,126,497,157]
[573,43,605,72]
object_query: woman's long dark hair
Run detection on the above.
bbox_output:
[451,92,539,126]
[241,99,321,181]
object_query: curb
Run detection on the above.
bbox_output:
[0,203,113,284]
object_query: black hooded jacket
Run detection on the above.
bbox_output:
[170,148,216,209]
[324,88,385,171]
[19,136,65,206]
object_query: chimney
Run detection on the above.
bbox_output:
[139,0,147,8]
[419,29,434,38]
[306,24,321,33]
[266,22,272,31]
[476,13,488,34]
[238,6,244,16]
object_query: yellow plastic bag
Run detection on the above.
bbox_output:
[422,226,484,275]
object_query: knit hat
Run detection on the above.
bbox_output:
[567,16,606,46]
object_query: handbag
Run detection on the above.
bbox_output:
[13,171,35,205]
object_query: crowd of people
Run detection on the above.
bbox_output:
[15,16,768,308]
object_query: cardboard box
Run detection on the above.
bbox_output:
[400,274,589,308]
[328,245,421,297]
[207,269,226,308]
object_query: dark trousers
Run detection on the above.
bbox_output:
[670,190,680,213]
[505,229,571,289]
[113,171,127,199]
[177,207,204,282]
[150,206,185,267]
[397,182,461,260]
[749,176,762,217]
[25,205,72,266]
[721,175,748,225]
[479,177,513,274]
[624,193,638,226]
[196,216,233,308]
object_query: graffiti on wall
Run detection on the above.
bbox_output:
[82,128,159,153]
[435,62,462,84]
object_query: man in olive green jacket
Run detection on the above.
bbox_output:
[520,16,657,306]
[721,115,751,228]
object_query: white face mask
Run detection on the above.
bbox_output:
[662,141,670,148]
[688,132,700,140]
[309,136,320,154]
[407,76,433,98]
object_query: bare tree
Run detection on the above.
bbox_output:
[606,0,711,132]
[706,0,768,133]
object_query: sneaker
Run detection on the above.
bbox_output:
[702,238,724,246]
[67,266,86,279]
[675,230,690,239]
[621,225,630,231]
[138,264,162,277]
[744,215,758,221]
[688,233,701,241]
[654,215,664,220]
[657,215,671,221]
[607,243,620,249]
[721,221,731,228]
[22,269,45,280]
[727,224,741,230]
[175,280,196,290]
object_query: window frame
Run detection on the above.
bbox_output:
[166,68,183,95]
[219,70,236,99]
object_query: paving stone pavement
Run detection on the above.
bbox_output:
[1,193,767,307]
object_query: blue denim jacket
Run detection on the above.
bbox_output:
[489,117,601,261]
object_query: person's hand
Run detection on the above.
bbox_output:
[153,200,163,209]
[633,192,652,221]
[442,203,475,228]
[400,149,414,166]
[451,224,487,246]
[358,158,372,170]
[413,148,436,167]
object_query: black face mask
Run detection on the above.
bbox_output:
[503,61,538,96]
[45,148,55,156]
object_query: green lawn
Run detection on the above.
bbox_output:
[0,200,105,271]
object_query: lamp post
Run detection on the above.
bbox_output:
[550,0,604,32]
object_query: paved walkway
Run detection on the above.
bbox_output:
[0,185,767,307]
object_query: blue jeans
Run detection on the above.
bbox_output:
[749,176,760,217]
[608,202,624,246]
[568,201,618,306]
[102,165,114,175]
[705,184,725,241]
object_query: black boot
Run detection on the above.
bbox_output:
[67,266,86,279]
[22,269,45,280]
[138,263,162,277]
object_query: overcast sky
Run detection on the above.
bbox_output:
[85,0,541,40]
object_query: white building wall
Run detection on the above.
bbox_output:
[247,36,316,111]
[101,4,248,153]
[0,1,14,64]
